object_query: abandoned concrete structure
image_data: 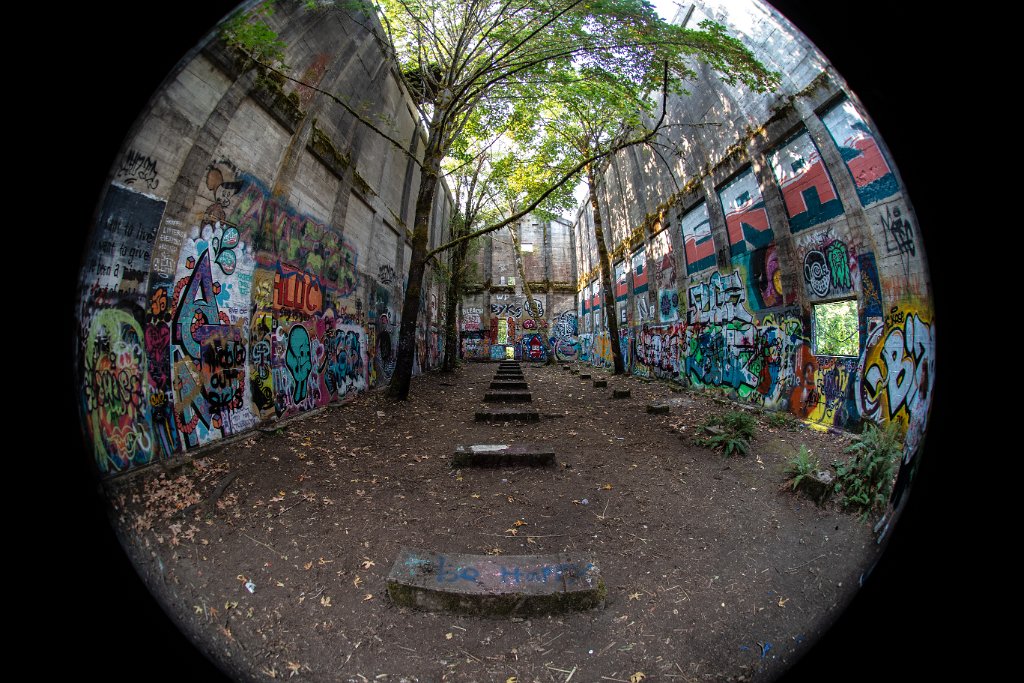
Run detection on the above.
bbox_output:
[76,0,933,482]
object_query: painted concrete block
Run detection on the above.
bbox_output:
[452,443,555,468]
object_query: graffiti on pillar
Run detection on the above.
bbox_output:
[879,204,915,256]
[797,229,857,300]
[650,229,678,323]
[821,100,899,206]
[145,284,180,459]
[319,320,367,400]
[719,167,772,255]
[522,333,547,360]
[746,243,786,309]
[768,131,844,233]
[681,202,715,272]
[855,306,935,459]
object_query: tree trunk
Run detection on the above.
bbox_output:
[588,166,625,375]
[442,233,469,372]
[389,152,441,399]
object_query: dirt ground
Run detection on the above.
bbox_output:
[103,361,884,683]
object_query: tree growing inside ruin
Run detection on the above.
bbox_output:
[226,0,780,397]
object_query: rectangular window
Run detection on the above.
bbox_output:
[718,167,772,256]
[820,100,898,206]
[812,299,859,356]
[768,131,844,233]
[680,202,715,272]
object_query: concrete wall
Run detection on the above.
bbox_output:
[461,216,578,362]
[77,1,453,478]
[572,0,934,462]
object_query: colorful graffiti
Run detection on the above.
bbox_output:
[821,100,899,207]
[633,324,684,379]
[681,202,715,272]
[744,244,786,309]
[768,131,844,233]
[83,309,153,473]
[651,230,678,323]
[719,167,772,255]
[855,307,935,457]
[797,230,857,300]
[879,204,915,257]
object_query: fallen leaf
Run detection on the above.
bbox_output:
[363,593,374,602]
[303,562,313,571]
[360,558,376,570]
[630,673,646,683]
[513,519,527,527]
[353,576,363,588]
[628,592,641,600]
[320,596,332,607]
[470,493,481,499]
[285,662,302,678]
[445,632,453,640]
[778,597,789,608]
[507,678,519,683]
[601,483,613,490]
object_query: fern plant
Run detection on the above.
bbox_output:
[767,411,797,430]
[833,420,903,518]
[785,445,819,491]
[696,411,756,456]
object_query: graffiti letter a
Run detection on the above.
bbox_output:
[173,250,220,359]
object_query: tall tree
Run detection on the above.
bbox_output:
[226,0,779,397]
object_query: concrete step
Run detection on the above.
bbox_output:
[474,408,540,423]
[580,373,592,379]
[452,443,555,467]
[498,363,520,369]
[387,547,604,616]
[484,391,533,403]
[593,379,607,388]
[495,374,525,380]
[613,388,631,399]
[490,381,528,390]
[647,403,670,415]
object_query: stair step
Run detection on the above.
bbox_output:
[452,443,555,467]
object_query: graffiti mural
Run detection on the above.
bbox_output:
[681,202,715,273]
[744,243,786,309]
[821,100,899,206]
[83,309,154,473]
[796,229,857,300]
[719,167,771,255]
[650,229,679,323]
[228,173,357,294]
[789,348,859,426]
[768,131,844,233]
[855,306,935,458]
[522,333,547,360]
[633,324,684,379]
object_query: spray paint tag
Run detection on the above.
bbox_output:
[245,580,256,594]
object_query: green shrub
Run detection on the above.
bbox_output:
[785,445,819,491]
[833,421,903,518]
[696,411,756,456]
[767,411,797,429]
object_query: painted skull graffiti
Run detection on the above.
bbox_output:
[803,250,831,298]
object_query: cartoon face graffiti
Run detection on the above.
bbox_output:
[286,325,312,402]
[803,250,831,298]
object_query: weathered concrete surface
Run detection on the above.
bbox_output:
[387,547,604,616]
[580,373,592,380]
[593,379,607,388]
[451,443,555,468]
[484,391,532,403]
[613,389,631,399]
[474,409,540,423]
[495,373,525,380]
[647,403,671,415]
[489,381,528,390]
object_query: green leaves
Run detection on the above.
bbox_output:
[221,2,288,68]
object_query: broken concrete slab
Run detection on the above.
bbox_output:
[612,389,631,399]
[592,380,607,388]
[474,408,540,423]
[489,381,529,390]
[484,391,533,403]
[646,403,671,415]
[452,443,555,468]
[580,373,592,379]
[387,547,604,616]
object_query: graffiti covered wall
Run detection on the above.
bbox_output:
[77,5,452,477]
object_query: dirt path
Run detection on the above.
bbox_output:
[105,361,881,683]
